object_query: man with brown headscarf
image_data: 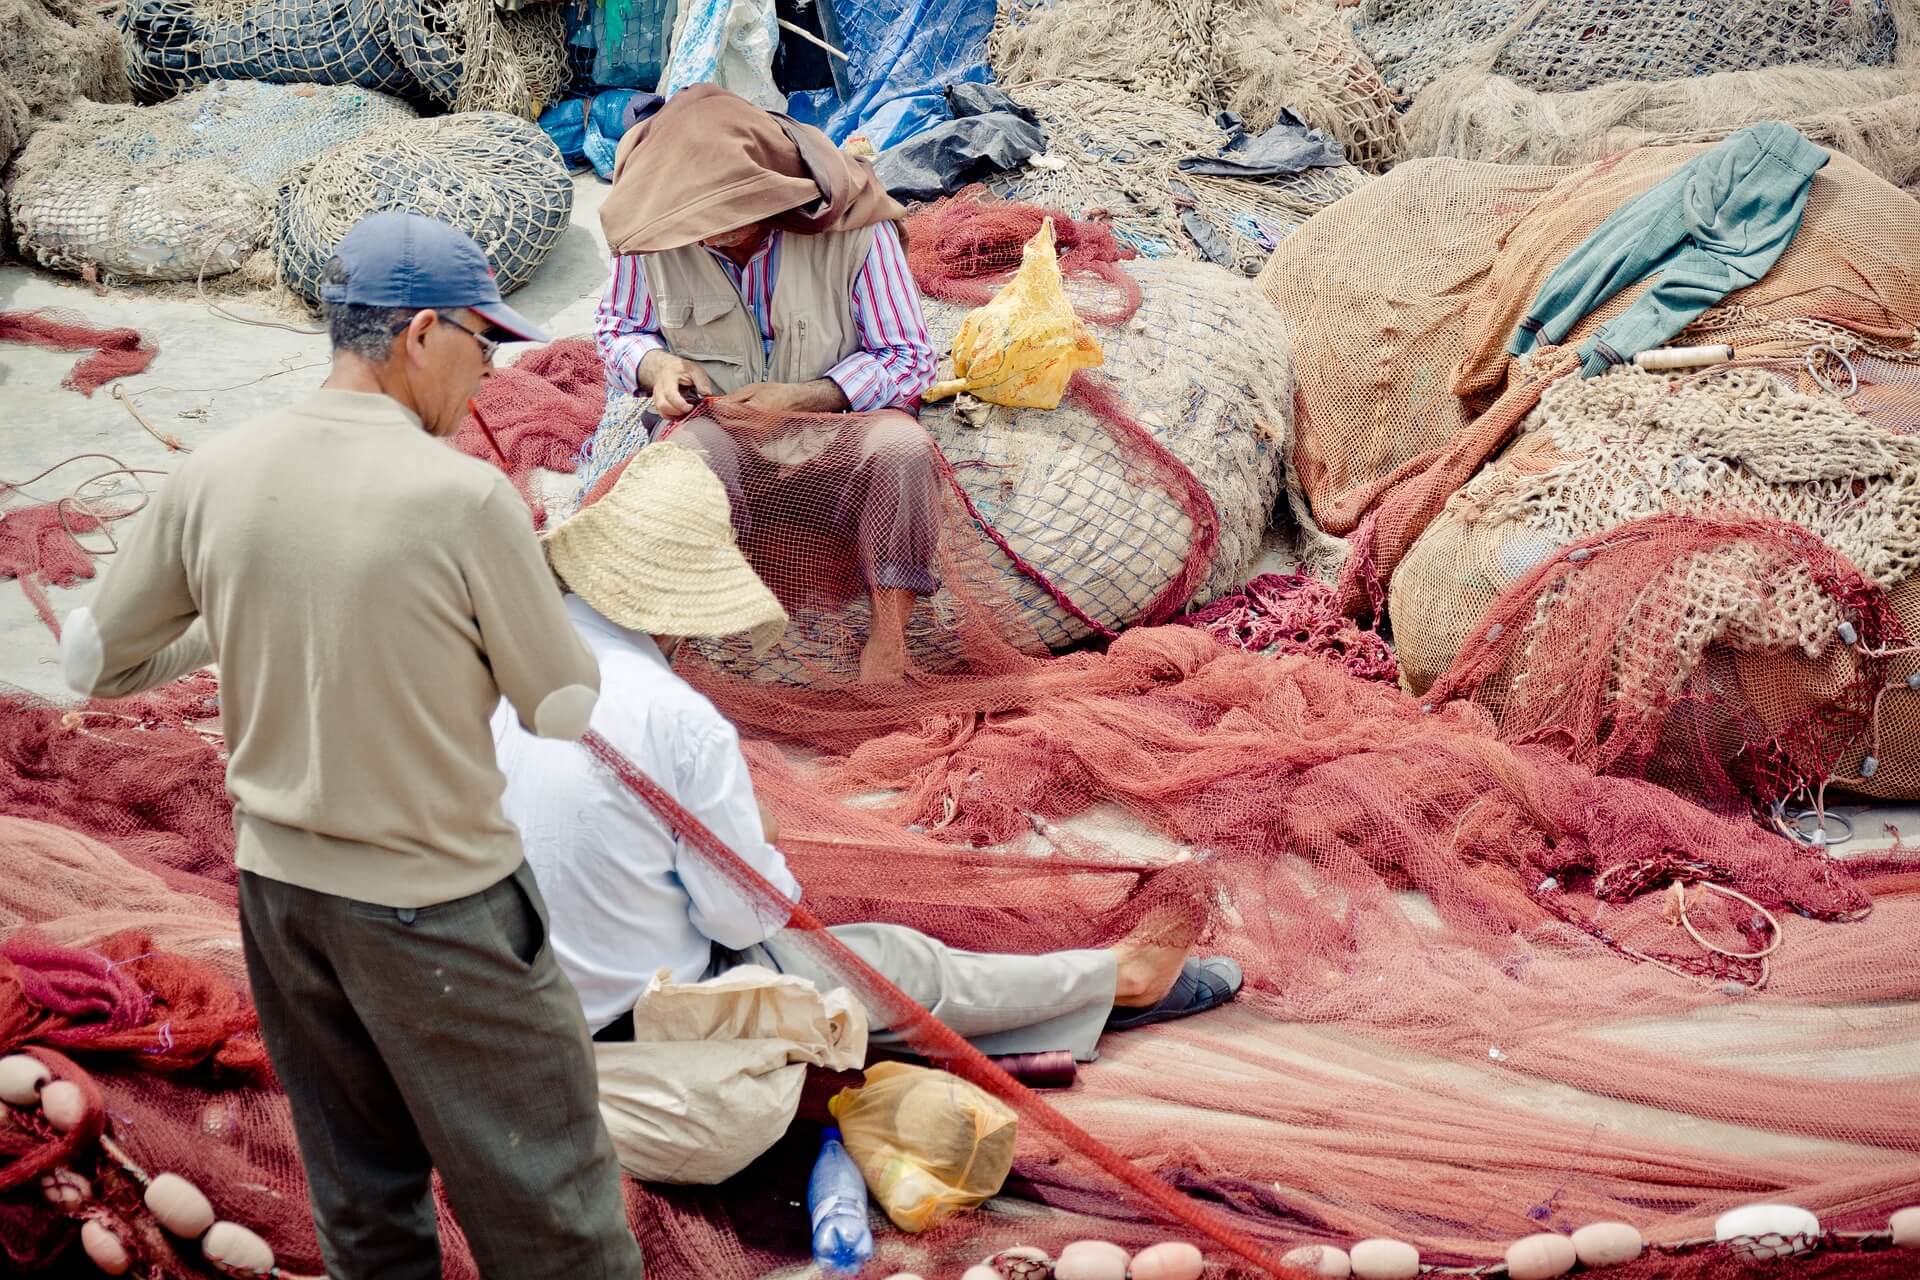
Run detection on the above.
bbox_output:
[593,85,940,683]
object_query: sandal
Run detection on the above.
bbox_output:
[1106,956,1242,1031]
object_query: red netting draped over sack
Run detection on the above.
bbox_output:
[5,193,1920,1280]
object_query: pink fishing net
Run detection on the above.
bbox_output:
[3,197,1918,1279]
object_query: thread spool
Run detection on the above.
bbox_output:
[988,1050,1077,1088]
[1631,344,1733,371]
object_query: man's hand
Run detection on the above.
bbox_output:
[719,379,850,415]
[638,351,715,418]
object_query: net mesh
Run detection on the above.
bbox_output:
[0,0,129,167]
[992,0,1403,173]
[1403,68,1920,185]
[1257,142,1920,594]
[118,0,566,115]
[0,311,158,395]
[1393,368,1920,687]
[1352,0,1911,99]
[6,81,416,283]
[5,629,1919,1276]
[274,110,573,304]
[7,194,1920,1280]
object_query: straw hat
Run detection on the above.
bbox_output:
[542,442,788,654]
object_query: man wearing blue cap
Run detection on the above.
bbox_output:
[61,212,646,1280]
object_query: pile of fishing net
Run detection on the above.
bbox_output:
[1353,0,1914,99]
[1257,139,1920,593]
[1393,370,1920,805]
[1377,0,1920,177]
[980,80,1369,271]
[993,0,1403,172]
[0,0,128,170]
[274,110,572,304]
[6,81,415,284]
[5,581,1920,1276]
[118,0,566,117]
[571,195,1300,682]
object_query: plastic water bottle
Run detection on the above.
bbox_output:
[807,1127,874,1273]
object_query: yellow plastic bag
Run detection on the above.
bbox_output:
[923,216,1103,410]
[827,1062,1018,1232]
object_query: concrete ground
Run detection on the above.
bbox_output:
[4,174,1918,1248]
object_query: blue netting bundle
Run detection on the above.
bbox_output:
[119,0,421,102]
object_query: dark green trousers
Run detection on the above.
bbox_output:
[239,864,645,1280]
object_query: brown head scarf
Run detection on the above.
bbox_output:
[600,84,907,255]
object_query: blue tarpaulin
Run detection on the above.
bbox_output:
[785,0,997,151]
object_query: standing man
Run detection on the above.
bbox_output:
[592,84,941,683]
[61,212,645,1280]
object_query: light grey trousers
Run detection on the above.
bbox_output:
[240,865,646,1280]
[745,922,1118,1062]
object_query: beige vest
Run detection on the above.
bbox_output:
[642,225,877,394]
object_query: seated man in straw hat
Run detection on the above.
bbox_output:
[592,84,939,685]
[494,443,1243,1062]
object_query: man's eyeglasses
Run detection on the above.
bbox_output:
[391,311,499,363]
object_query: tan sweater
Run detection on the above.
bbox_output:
[62,389,599,908]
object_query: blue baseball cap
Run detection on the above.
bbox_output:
[320,210,550,343]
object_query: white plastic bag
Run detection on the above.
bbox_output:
[661,0,782,109]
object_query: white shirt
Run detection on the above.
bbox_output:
[492,597,802,1031]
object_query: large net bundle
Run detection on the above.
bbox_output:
[1403,68,1920,184]
[1392,371,1920,805]
[991,0,1403,172]
[6,81,416,283]
[0,0,130,167]
[118,0,563,115]
[1258,142,1920,592]
[1420,513,1912,816]
[1393,368,1920,692]
[1352,0,1912,100]
[274,110,572,304]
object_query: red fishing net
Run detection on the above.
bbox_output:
[4,194,1920,1280]
[456,337,609,529]
[0,310,158,396]
[1425,514,1913,816]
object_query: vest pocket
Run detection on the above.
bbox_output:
[657,293,754,382]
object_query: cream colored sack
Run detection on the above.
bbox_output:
[595,965,867,1184]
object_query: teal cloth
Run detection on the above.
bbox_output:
[1508,123,1830,377]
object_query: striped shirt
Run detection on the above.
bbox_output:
[593,222,936,413]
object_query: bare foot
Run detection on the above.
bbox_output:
[860,587,916,684]
[1111,904,1200,1007]
[858,635,909,684]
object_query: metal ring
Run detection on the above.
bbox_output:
[1805,343,1859,398]
[1783,808,1853,845]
